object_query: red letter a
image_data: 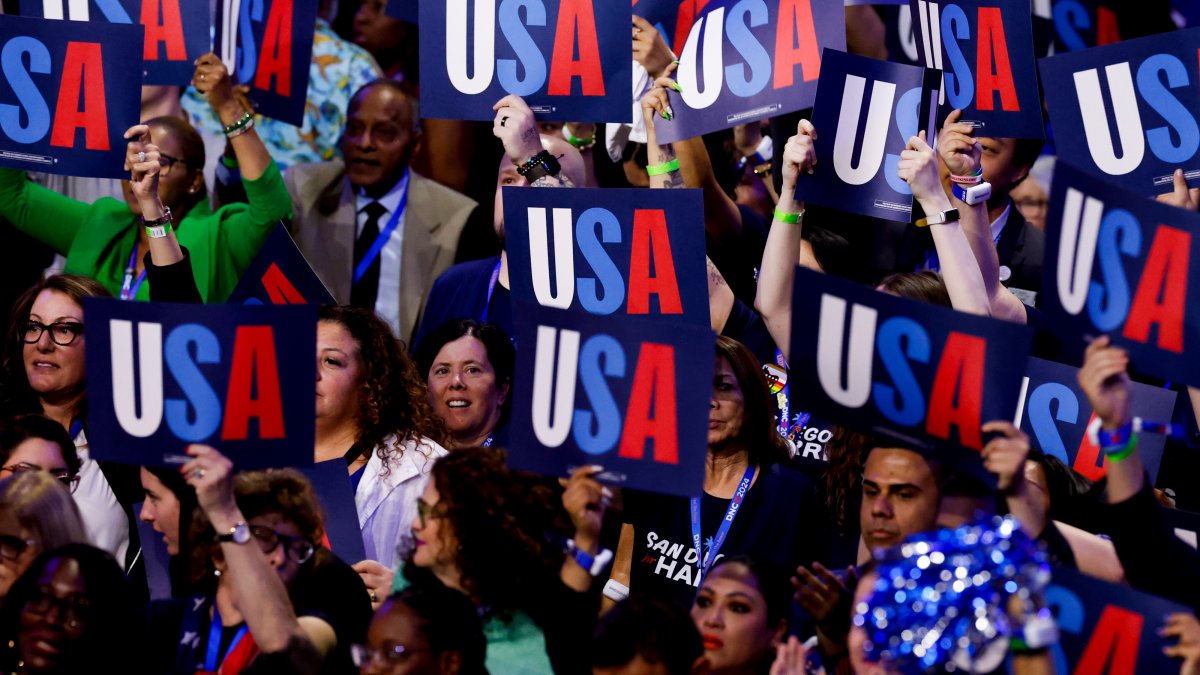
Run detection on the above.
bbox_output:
[925,332,985,450]
[975,7,1019,112]
[1074,605,1142,675]
[51,42,109,151]
[548,0,605,96]
[627,209,683,315]
[261,263,307,304]
[222,326,285,440]
[1123,225,1190,353]
[618,343,679,464]
[255,0,294,96]
[774,0,821,88]
[142,0,187,61]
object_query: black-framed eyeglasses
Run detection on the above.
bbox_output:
[350,643,427,668]
[0,533,36,561]
[0,462,79,493]
[19,321,83,346]
[415,498,447,530]
[158,152,186,177]
[249,525,315,564]
[24,585,92,629]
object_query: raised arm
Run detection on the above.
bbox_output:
[898,132,990,316]
[938,110,1026,323]
[642,78,734,332]
[183,445,324,670]
[193,54,271,182]
[125,125,183,268]
[493,95,576,188]
[754,120,817,361]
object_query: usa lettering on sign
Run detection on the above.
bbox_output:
[1014,356,1176,482]
[793,48,939,222]
[909,0,1044,138]
[0,14,142,179]
[503,187,710,327]
[1045,0,1122,52]
[215,0,319,126]
[1039,27,1200,195]
[19,0,211,84]
[83,298,317,469]
[789,268,1033,469]
[226,223,336,306]
[508,301,714,497]
[419,0,632,122]
[652,0,846,145]
[1041,160,1200,387]
[1047,567,1191,674]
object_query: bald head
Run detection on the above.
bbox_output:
[492,134,586,239]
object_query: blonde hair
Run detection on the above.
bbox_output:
[0,471,87,551]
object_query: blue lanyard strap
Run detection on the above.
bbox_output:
[205,606,249,671]
[480,259,502,322]
[353,171,410,283]
[690,464,756,581]
[120,242,148,301]
[774,349,790,436]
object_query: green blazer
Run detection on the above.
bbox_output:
[0,164,293,302]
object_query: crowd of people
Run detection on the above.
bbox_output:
[0,0,1198,673]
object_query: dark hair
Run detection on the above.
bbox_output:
[705,554,792,628]
[318,305,447,454]
[383,586,487,675]
[144,465,199,598]
[1027,448,1095,527]
[877,271,952,308]
[407,447,564,613]
[347,78,420,133]
[824,426,871,533]
[413,319,515,388]
[714,336,791,465]
[1,275,110,419]
[0,414,80,477]
[188,469,324,587]
[803,225,853,279]
[1010,137,1047,185]
[147,115,208,215]
[592,595,703,675]
[0,544,136,672]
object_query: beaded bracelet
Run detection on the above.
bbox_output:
[562,124,596,151]
[647,158,680,175]
[223,112,254,138]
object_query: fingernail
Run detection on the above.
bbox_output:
[670,82,683,93]
[672,59,680,65]
[661,110,669,120]
[588,465,604,472]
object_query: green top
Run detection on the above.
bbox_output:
[0,163,293,303]
[392,563,554,674]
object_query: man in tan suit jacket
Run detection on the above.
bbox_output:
[285,79,479,344]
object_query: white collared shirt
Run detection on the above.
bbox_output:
[355,170,410,337]
[990,202,1012,245]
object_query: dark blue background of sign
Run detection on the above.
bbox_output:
[215,0,319,126]
[1017,356,1176,482]
[300,461,368,563]
[1040,28,1200,195]
[1047,567,1190,674]
[789,268,1033,477]
[508,301,713,497]
[631,0,681,51]
[793,49,938,222]
[909,0,1044,138]
[1162,507,1200,550]
[653,0,846,144]
[19,0,211,84]
[418,0,632,122]
[503,187,710,327]
[1048,0,1121,52]
[1041,161,1200,387]
[83,299,317,469]
[227,223,336,305]
[0,15,143,179]
[386,0,416,23]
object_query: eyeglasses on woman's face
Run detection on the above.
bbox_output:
[19,321,84,347]
[350,643,427,670]
[248,525,316,564]
[415,498,448,530]
[24,585,91,629]
[0,462,79,493]
[0,534,36,562]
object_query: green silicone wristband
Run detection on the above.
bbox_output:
[1103,433,1138,462]
[646,158,680,176]
[773,209,802,224]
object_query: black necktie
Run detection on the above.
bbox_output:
[351,201,388,308]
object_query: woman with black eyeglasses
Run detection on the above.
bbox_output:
[0,55,291,303]
[143,444,371,675]
[0,415,81,495]
[0,275,147,595]
[0,543,137,673]
[0,471,88,601]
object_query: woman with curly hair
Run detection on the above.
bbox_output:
[394,447,608,675]
[314,306,448,602]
